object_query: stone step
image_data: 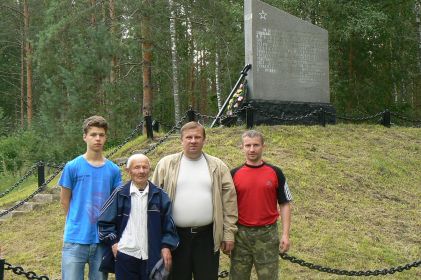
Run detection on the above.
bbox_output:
[18,202,43,212]
[0,210,12,221]
[0,185,61,223]
[47,186,61,199]
[9,210,26,218]
[32,194,53,204]
[0,210,28,220]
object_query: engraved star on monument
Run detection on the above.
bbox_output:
[259,10,267,20]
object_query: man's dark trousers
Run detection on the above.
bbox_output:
[171,224,219,280]
[115,251,148,280]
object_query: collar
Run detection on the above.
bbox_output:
[181,153,205,162]
[174,151,217,172]
[121,180,159,197]
[130,181,149,196]
[244,161,265,168]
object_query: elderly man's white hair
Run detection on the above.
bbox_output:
[126,153,151,169]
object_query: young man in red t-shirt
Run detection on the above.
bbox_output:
[230,130,292,280]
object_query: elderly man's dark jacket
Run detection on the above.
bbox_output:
[98,180,179,274]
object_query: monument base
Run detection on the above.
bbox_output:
[241,99,336,125]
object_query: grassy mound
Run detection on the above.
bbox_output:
[1,124,420,279]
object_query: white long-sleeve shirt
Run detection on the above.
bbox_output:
[118,182,149,260]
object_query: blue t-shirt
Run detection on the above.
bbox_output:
[59,155,122,244]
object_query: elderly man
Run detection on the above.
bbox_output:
[152,121,238,280]
[98,154,179,280]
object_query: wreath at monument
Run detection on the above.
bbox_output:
[226,81,247,116]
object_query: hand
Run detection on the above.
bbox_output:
[112,243,118,258]
[279,235,290,253]
[161,248,172,271]
[221,241,234,255]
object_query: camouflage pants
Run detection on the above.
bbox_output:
[230,223,279,280]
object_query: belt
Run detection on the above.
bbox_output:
[176,224,213,234]
[238,223,276,229]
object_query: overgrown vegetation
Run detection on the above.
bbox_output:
[1,124,420,279]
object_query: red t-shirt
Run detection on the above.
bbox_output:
[231,162,292,226]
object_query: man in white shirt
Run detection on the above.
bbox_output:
[152,122,238,280]
[98,154,179,280]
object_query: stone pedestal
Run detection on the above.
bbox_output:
[246,99,336,125]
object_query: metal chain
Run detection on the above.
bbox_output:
[218,254,420,278]
[106,120,144,158]
[218,270,229,278]
[0,162,42,198]
[251,106,321,121]
[195,112,218,121]
[153,119,175,130]
[0,164,64,218]
[4,261,50,280]
[326,110,385,122]
[219,104,252,123]
[43,162,65,169]
[390,111,421,124]
[280,253,421,276]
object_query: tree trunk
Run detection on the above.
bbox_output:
[199,51,208,115]
[23,0,32,126]
[215,51,222,111]
[20,29,25,128]
[141,1,153,121]
[169,0,180,125]
[109,0,117,83]
[188,60,196,109]
[414,1,421,116]
[347,39,355,111]
[90,0,96,25]
[416,1,421,75]
[186,14,196,108]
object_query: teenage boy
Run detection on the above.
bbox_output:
[59,115,122,280]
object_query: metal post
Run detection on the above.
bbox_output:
[0,258,4,280]
[382,109,391,128]
[318,109,326,127]
[37,162,45,188]
[187,107,196,122]
[0,246,3,280]
[145,116,154,139]
[246,106,254,129]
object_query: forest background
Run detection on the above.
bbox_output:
[1,0,421,176]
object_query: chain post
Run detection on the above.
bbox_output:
[37,162,45,188]
[318,109,326,127]
[246,106,254,129]
[152,120,159,132]
[144,115,154,139]
[0,247,3,280]
[187,107,196,122]
[382,109,391,127]
[0,259,4,280]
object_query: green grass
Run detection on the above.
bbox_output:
[0,171,60,209]
[1,124,420,279]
